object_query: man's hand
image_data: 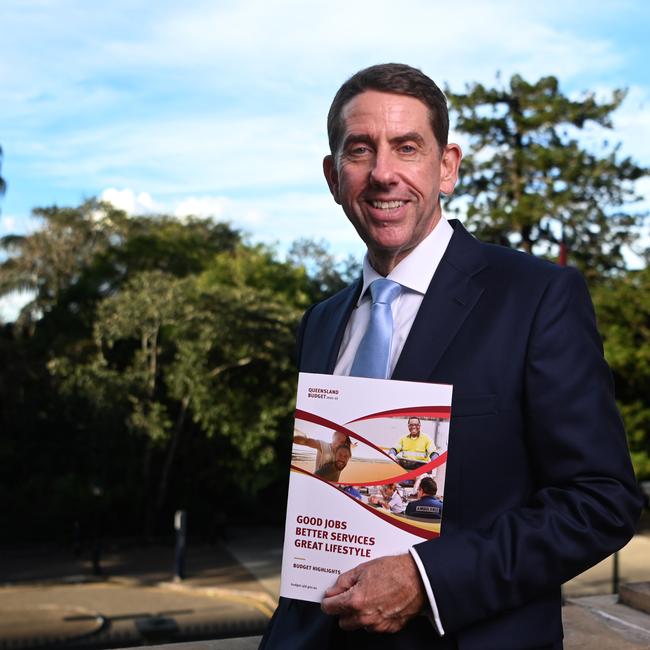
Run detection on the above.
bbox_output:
[321,553,425,633]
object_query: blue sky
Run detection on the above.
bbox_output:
[1,1,649,312]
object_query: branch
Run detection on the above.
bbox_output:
[207,356,253,378]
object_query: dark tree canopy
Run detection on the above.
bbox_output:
[0,199,356,541]
[592,266,650,478]
[445,74,647,279]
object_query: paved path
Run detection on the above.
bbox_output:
[0,527,649,648]
[0,538,276,648]
[564,534,650,597]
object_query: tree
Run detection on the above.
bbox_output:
[592,265,650,479]
[0,198,357,541]
[0,200,240,330]
[0,200,129,328]
[288,238,361,303]
[50,261,303,536]
[445,75,647,279]
[0,145,6,199]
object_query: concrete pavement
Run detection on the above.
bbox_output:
[564,533,650,596]
[0,535,278,648]
[1,526,649,649]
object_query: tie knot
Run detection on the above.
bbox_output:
[370,278,401,305]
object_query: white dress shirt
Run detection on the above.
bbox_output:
[333,216,454,636]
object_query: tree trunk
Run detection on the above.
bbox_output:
[154,394,190,519]
[142,440,155,539]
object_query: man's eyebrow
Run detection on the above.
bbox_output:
[341,133,374,150]
[391,132,426,147]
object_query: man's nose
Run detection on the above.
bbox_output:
[369,148,398,186]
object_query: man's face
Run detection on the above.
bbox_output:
[332,431,347,448]
[382,484,396,497]
[335,446,351,470]
[407,419,421,437]
[323,90,461,274]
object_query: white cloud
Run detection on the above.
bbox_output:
[0,1,631,126]
[610,85,650,165]
[18,111,327,199]
[97,186,365,257]
[99,188,161,214]
[1,215,16,232]
[1,0,648,265]
[174,196,230,220]
[111,0,622,87]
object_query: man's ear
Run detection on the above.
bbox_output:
[439,144,462,196]
[323,155,341,204]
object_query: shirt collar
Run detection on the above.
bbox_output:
[357,217,454,305]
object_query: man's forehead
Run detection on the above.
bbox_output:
[340,90,432,132]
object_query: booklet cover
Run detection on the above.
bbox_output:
[279,372,452,603]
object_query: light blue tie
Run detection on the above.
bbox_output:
[350,279,402,379]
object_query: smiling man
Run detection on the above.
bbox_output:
[323,88,460,276]
[260,64,642,650]
[389,416,438,465]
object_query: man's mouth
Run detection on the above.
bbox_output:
[370,200,406,210]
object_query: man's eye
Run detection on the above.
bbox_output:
[349,145,370,155]
[399,144,417,154]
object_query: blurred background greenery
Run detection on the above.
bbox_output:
[0,74,648,545]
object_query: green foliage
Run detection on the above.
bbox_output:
[288,238,361,303]
[0,199,351,540]
[201,243,312,308]
[446,74,647,280]
[47,247,303,534]
[0,201,240,331]
[592,266,650,478]
[0,200,127,325]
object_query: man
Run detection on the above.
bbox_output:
[389,416,438,465]
[261,64,642,649]
[369,482,406,514]
[315,443,352,482]
[293,430,351,476]
[406,477,443,520]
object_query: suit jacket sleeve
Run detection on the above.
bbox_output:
[413,266,642,634]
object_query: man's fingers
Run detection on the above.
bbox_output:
[321,554,425,634]
[323,565,359,598]
[322,587,368,628]
[322,585,354,615]
[321,567,366,616]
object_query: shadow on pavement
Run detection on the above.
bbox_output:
[0,536,277,649]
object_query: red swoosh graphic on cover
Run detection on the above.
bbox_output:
[295,409,396,462]
[348,405,451,422]
[338,452,447,487]
[295,409,448,484]
[290,465,439,540]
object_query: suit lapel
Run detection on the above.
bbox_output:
[392,221,487,382]
[300,279,362,374]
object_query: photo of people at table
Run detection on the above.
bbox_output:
[338,475,443,522]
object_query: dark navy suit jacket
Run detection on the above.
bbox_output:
[261,220,642,650]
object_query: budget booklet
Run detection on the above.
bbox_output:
[279,372,453,603]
